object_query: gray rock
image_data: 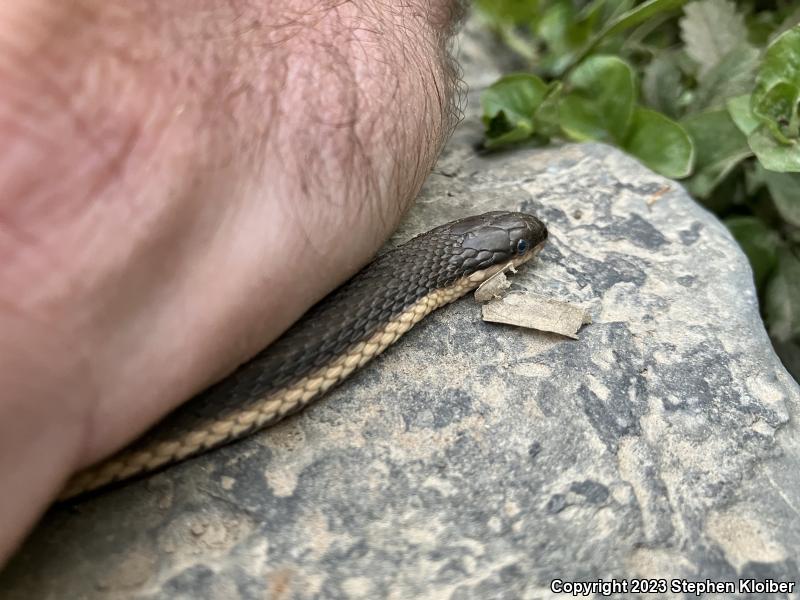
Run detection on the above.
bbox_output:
[3,18,800,600]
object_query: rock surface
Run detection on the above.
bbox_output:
[3,17,800,600]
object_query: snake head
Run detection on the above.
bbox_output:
[445,211,548,277]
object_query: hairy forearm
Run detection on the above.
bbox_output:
[0,0,463,562]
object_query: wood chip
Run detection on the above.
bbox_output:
[480,291,591,339]
[474,270,512,303]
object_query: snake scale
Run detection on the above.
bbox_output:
[61,211,548,499]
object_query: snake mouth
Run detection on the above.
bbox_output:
[467,239,547,284]
[528,238,547,259]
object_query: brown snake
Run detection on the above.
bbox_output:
[61,211,548,499]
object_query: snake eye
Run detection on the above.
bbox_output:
[516,239,529,254]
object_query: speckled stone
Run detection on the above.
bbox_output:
[3,16,800,600]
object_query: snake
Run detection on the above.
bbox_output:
[60,211,548,499]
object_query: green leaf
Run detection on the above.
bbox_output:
[536,1,598,75]
[752,26,800,142]
[481,74,549,147]
[744,160,769,195]
[725,216,782,291]
[693,44,760,111]
[727,94,760,136]
[559,55,636,143]
[748,125,800,172]
[475,0,540,25]
[753,81,800,143]
[682,109,751,197]
[533,81,564,138]
[567,0,691,71]
[772,8,800,44]
[493,23,539,62]
[746,11,780,46]
[763,171,800,227]
[623,107,695,178]
[765,247,800,342]
[642,50,686,118]
[754,26,800,104]
[537,1,571,51]
[603,0,638,23]
[680,0,748,76]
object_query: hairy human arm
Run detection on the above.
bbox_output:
[0,0,463,562]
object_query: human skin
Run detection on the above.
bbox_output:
[0,0,463,563]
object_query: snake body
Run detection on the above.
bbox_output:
[61,211,547,499]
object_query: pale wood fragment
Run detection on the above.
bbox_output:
[474,270,512,303]
[480,290,591,339]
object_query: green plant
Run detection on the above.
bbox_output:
[478,0,800,365]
